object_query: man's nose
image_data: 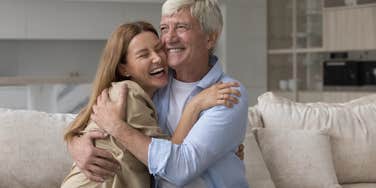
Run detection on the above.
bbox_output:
[163,28,178,43]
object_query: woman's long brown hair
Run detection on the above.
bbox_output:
[64,21,159,142]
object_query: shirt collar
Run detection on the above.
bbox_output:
[167,55,223,89]
[196,55,223,89]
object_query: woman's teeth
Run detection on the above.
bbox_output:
[150,68,164,75]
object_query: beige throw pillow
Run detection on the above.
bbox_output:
[256,92,376,184]
[0,108,75,188]
[254,128,342,188]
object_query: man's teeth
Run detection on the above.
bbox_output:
[169,48,183,52]
[150,68,164,74]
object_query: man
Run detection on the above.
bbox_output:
[68,0,249,187]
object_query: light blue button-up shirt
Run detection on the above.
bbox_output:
[150,56,249,188]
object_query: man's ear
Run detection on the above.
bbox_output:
[207,32,219,51]
[118,63,131,77]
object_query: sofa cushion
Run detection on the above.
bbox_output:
[0,108,75,188]
[256,92,376,184]
[254,128,341,188]
[244,110,276,188]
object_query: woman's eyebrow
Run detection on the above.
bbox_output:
[135,48,148,55]
[155,42,163,49]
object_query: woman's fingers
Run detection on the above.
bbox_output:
[219,88,241,97]
[217,81,239,89]
[227,95,239,104]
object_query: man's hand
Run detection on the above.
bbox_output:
[91,83,128,136]
[67,131,120,182]
[235,144,245,160]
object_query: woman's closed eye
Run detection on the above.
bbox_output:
[137,52,149,59]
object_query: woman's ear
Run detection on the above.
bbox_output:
[118,63,131,77]
[207,32,219,51]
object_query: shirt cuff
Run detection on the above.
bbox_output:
[148,138,172,175]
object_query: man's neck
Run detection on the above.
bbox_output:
[174,58,212,82]
[174,65,210,82]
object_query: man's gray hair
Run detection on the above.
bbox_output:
[162,0,223,36]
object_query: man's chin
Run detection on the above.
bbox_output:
[167,59,186,69]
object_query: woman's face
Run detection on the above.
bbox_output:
[120,31,168,96]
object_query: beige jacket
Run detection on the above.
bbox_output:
[61,80,167,188]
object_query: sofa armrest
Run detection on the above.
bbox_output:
[248,106,264,129]
[245,107,275,188]
[244,127,276,188]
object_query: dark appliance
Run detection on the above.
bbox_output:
[360,61,376,85]
[323,61,361,86]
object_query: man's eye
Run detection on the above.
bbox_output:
[160,26,168,33]
[176,25,188,31]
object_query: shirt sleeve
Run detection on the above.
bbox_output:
[148,84,249,186]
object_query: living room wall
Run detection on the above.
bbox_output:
[0,0,267,111]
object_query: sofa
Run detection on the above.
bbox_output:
[245,92,376,188]
[0,92,375,188]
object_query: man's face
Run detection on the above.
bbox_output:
[160,8,210,69]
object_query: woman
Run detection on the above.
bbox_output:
[61,21,239,188]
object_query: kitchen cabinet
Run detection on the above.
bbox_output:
[267,0,326,101]
[267,0,376,102]
[323,4,376,51]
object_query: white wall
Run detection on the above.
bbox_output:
[0,0,267,110]
[224,0,267,105]
[0,40,105,78]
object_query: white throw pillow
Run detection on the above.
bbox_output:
[0,108,75,188]
[254,128,342,188]
[256,92,376,184]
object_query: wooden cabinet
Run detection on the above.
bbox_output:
[323,5,376,51]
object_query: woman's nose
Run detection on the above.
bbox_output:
[151,52,161,64]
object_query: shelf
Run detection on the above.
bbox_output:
[0,76,92,86]
[268,47,326,54]
[323,3,376,10]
